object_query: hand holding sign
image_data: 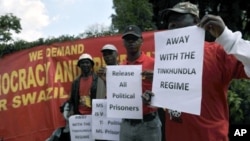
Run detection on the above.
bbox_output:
[141,90,154,105]
[152,26,205,115]
[141,70,154,81]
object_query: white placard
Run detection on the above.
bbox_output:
[152,26,205,115]
[106,65,143,119]
[69,115,93,141]
[92,99,121,141]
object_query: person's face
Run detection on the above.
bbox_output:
[167,12,198,29]
[102,50,118,65]
[78,59,92,74]
[123,34,142,54]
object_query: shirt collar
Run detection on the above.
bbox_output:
[125,52,145,64]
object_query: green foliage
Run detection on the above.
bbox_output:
[0,35,81,57]
[78,24,118,38]
[228,90,244,123]
[0,13,22,42]
[112,0,155,32]
[0,14,116,57]
[228,79,250,124]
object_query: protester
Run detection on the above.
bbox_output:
[142,1,250,141]
[119,25,162,141]
[46,100,73,141]
[101,44,119,66]
[69,53,98,115]
[96,44,119,99]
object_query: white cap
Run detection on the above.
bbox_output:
[78,53,93,60]
[77,53,94,66]
[101,44,118,52]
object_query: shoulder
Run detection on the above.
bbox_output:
[72,76,81,83]
[204,41,226,55]
[141,52,154,61]
[203,41,239,66]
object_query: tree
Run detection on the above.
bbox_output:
[228,79,250,124]
[78,23,117,38]
[111,0,155,33]
[149,0,250,40]
[0,13,22,43]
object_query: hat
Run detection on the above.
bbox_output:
[77,53,94,66]
[122,25,142,39]
[101,44,118,52]
[165,2,199,18]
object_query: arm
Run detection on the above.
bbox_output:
[200,14,250,77]
[96,77,107,99]
[69,78,80,114]
[215,27,250,77]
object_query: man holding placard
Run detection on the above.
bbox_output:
[118,25,162,141]
[142,1,250,141]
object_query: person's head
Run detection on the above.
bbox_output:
[101,44,118,65]
[77,53,94,76]
[162,1,200,29]
[122,25,143,55]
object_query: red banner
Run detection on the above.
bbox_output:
[0,31,155,141]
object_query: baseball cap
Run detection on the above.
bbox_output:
[122,25,142,39]
[77,53,94,66]
[101,44,118,52]
[164,2,199,18]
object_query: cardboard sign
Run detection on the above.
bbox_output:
[152,26,205,115]
[92,99,121,140]
[69,115,93,141]
[106,65,143,119]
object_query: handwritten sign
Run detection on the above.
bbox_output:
[106,65,143,119]
[152,26,205,115]
[69,115,93,141]
[92,99,121,140]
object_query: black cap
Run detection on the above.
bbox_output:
[122,25,142,39]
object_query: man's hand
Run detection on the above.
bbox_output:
[141,70,154,82]
[142,90,154,105]
[199,14,225,38]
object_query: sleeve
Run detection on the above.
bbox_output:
[69,78,80,114]
[215,27,250,77]
[90,73,98,99]
[69,81,75,103]
[96,77,107,99]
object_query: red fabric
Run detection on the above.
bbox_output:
[165,42,248,141]
[78,76,92,115]
[0,31,155,141]
[122,52,158,115]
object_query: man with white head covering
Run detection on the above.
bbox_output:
[96,44,119,99]
[69,53,98,115]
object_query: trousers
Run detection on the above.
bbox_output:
[119,112,162,141]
